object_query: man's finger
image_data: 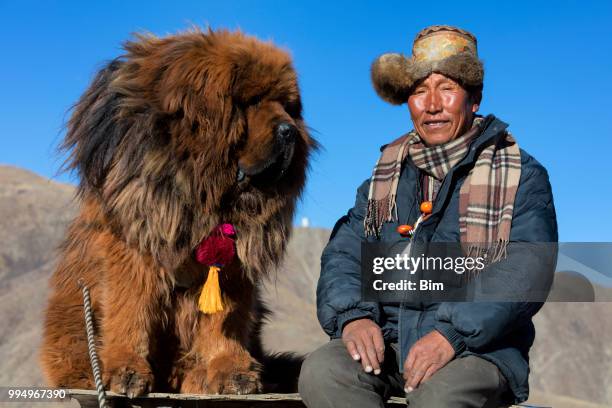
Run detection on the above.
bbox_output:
[355,340,373,373]
[372,330,386,363]
[362,334,381,374]
[403,350,417,381]
[406,361,430,391]
[344,340,360,361]
[420,364,439,384]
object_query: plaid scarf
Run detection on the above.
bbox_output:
[364,117,522,264]
[409,118,483,202]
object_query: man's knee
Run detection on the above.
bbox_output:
[299,339,351,395]
[405,356,508,408]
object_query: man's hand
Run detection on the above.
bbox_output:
[342,318,385,375]
[403,330,454,392]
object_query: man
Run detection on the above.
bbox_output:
[298,26,557,407]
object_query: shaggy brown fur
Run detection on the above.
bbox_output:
[40,28,316,397]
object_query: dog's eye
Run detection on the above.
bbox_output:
[247,94,264,107]
[284,100,302,118]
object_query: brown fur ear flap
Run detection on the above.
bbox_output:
[371,53,413,105]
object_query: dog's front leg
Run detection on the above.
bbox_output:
[98,246,168,398]
[179,270,262,395]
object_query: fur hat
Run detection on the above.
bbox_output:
[371,25,483,105]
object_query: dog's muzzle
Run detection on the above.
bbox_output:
[237,122,297,183]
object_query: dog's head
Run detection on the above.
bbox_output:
[63,28,317,273]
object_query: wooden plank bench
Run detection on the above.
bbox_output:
[67,389,538,408]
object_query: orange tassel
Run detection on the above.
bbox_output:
[198,265,224,314]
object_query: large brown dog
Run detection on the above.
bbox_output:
[40,28,316,397]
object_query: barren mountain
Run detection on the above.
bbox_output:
[0,165,610,407]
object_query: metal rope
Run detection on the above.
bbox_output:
[78,278,109,408]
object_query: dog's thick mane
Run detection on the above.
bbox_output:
[61,28,314,279]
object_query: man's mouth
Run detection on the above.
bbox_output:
[423,119,451,129]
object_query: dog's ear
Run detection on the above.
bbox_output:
[231,56,275,103]
[128,37,234,131]
[62,59,127,192]
[157,62,228,121]
[228,39,295,104]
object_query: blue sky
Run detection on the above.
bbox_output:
[1,1,611,241]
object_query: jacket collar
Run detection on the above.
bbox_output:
[460,114,509,167]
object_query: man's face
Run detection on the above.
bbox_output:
[407,73,480,146]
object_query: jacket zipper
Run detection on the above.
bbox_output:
[398,207,424,370]
[398,162,423,369]
[397,118,504,367]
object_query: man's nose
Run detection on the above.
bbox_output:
[426,91,443,113]
[275,122,297,145]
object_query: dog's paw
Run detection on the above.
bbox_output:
[208,367,262,395]
[179,366,208,394]
[103,356,153,398]
[180,356,262,395]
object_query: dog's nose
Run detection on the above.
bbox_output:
[275,122,297,144]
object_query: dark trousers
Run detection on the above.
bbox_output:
[298,339,509,408]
